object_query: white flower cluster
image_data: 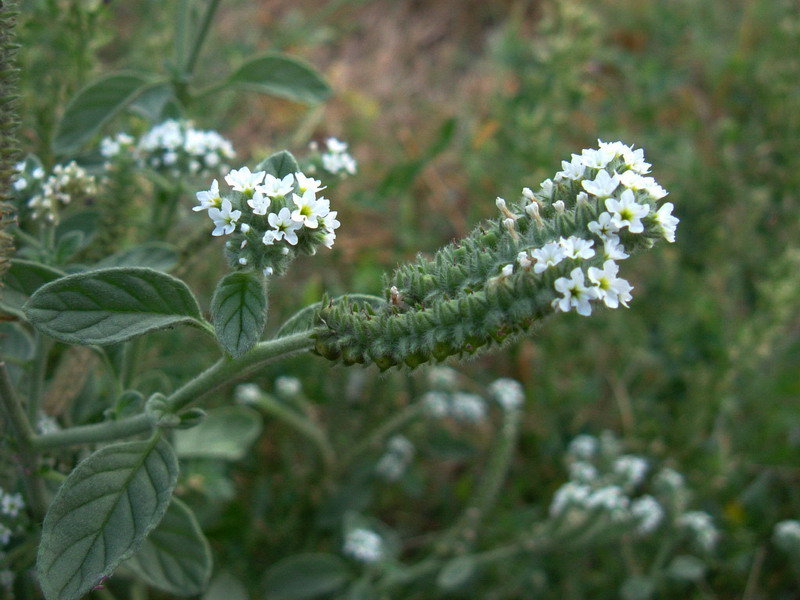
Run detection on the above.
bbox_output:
[17,161,98,223]
[774,519,800,554]
[343,527,384,563]
[193,167,340,274]
[422,390,487,424]
[375,435,415,481]
[487,378,525,411]
[274,376,302,399]
[0,486,25,588]
[317,137,357,177]
[100,119,235,178]
[550,432,715,546]
[497,141,678,317]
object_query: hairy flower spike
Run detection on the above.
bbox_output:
[313,142,676,369]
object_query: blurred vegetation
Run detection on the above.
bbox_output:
[8,0,800,597]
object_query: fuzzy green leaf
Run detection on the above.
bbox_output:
[23,267,204,345]
[96,243,179,272]
[0,259,64,317]
[275,294,386,339]
[211,271,267,357]
[227,52,331,105]
[203,572,248,600]
[255,150,300,180]
[128,83,176,123]
[124,497,212,596]
[173,406,263,461]
[37,438,179,600]
[53,72,153,155]
[261,553,351,600]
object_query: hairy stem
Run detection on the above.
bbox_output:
[32,330,316,450]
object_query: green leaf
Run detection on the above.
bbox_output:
[37,438,179,600]
[96,242,179,272]
[56,211,99,248]
[23,267,204,345]
[275,294,386,338]
[54,231,86,264]
[211,271,267,357]
[128,83,177,123]
[255,150,300,180]
[173,406,263,461]
[0,259,64,317]
[227,52,331,105]
[124,497,212,596]
[203,572,248,600]
[261,553,351,600]
[53,72,153,155]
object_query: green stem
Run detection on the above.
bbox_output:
[27,332,51,423]
[249,393,335,472]
[184,0,222,78]
[0,362,48,519]
[32,331,316,450]
[175,0,190,69]
[338,401,426,471]
[120,335,145,390]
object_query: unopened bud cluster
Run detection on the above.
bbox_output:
[313,141,677,369]
[193,166,340,275]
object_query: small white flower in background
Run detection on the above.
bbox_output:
[267,208,302,245]
[427,366,459,391]
[376,435,415,481]
[581,169,620,198]
[275,376,302,398]
[531,241,566,273]
[602,236,630,261]
[587,485,630,521]
[568,434,599,460]
[294,172,325,195]
[552,268,600,317]
[605,189,650,233]
[568,461,598,483]
[559,236,595,260]
[631,495,664,534]
[612,455,648,487]
[587,212,619,239]
[654,202,679,242]
[235,383,263,404]
[344,528,384,563]
[208,198,241,236]
[0,523,11,545]
[588,260,634,309]
[550,482,592,517]
[37,412,60,434]
[654,467,685,492]
[678,511,719,552]
[260,173,295,198]
[193,179,222,212]
[774,520,800,553]
[1,492,24,518]
[247,189,271,216]
[224,167,265,194]
[291,190,330,229]
[488,378,525,410]
[422,391,450,417]
[450,392,487,423]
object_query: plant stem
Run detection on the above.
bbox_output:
[184,0,222,78]
[26,332,51,422]
[0,362,48,519]
[32,331,316,450]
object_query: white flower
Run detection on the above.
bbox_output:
[580,146,616,169]
[605,189,650,233]
[568,434,598,460]
[654,202,679,242]
[559,236,595,260]
[291,190,330,229]
[587,260,633,309]
[259,173,295,198]
[193,179,222,212]
[224,166,265,194]
[631,495,664,534]
[427,367,459,390]
[488,378,525,410]
[552,268,600,316]
[774,520,800,553]
[275,376,302,398]
[344,528,384,563]
[587,212,619,239]
[451,392,487,423]
[247,189,271,215]
[322,210,340,232]
[555,154,586,181]
[568,461,598,483]
[587,485,630,520]
[517,250,533,270]
[208,198,241,236]
[581,170,620,198]
[422,391,450,417]
[267,207,302,245]
[531,241,566,273]
[553,200,566,213]
[678,511,719,551]
[326,137,349,153]
[602,236,630,261]
[539,178,555,199]
[618,171,666,199]
[294,172,325,195]
[612,454,648,487]
[235,383,263,404]
[0,523,10,545]
[322,151,358,176]
[376,435,415,481]
[13,177,26,191]
[1,492,24,518]
[550,482,592,517]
